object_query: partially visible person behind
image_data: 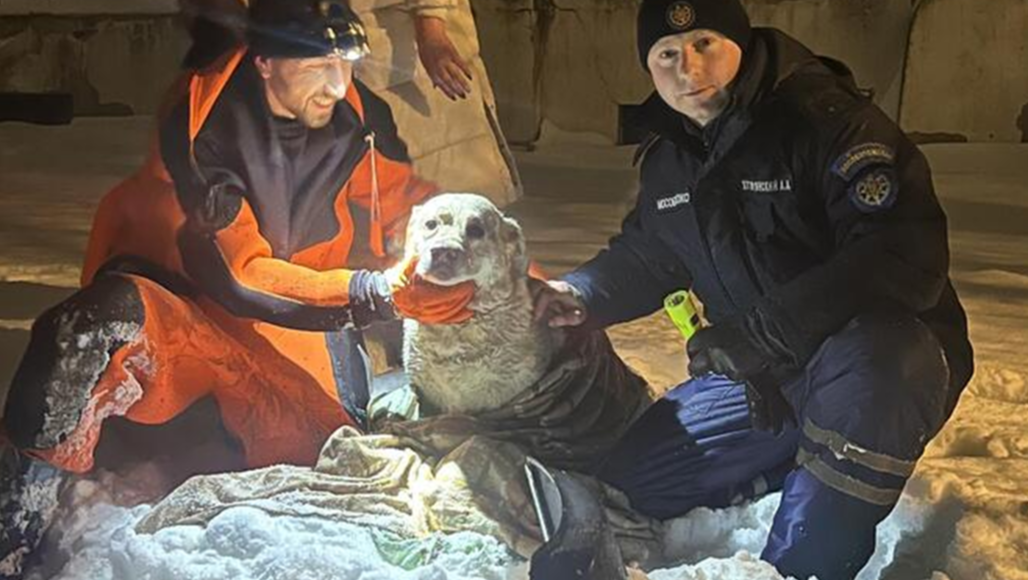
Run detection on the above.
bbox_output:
[353,0,523,208]
[0,1,473,577]
[534,1,973,579]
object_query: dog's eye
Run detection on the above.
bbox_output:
[425,219,439,231]
[466,223,486,240]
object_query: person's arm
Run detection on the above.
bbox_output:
[558,184,692,330]
[176,179,356,330]
[754,104,950,367]
[171,94,458,331]
[408,0,473,100]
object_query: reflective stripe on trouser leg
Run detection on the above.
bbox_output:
[795,418,914,506]
[765,313,953,580]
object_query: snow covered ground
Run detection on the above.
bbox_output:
[1,118,1027,580]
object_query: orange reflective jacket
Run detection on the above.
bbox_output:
[83,47,437,331]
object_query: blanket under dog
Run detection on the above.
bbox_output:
[135,331,661,563]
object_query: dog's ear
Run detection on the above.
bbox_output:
[501,216,529,278]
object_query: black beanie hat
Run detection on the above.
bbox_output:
[637,0,751,70]
[248,0,370,60]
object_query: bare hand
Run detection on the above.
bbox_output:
[531,279,587,328]
[414,16,473,101]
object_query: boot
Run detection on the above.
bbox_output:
[0,446,66,580]
[526,457,628,580]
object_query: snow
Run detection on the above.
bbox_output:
[2,117,1028,579]
[27,468,523,580]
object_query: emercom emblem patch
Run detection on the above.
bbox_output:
[852,168,897,212]
[832,142,898,213]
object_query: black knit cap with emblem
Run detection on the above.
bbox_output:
[637,0,752,70]
[248,0,370,60]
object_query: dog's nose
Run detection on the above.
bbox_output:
[430,247,463,267]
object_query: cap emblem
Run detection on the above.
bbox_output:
[667,1,696,30]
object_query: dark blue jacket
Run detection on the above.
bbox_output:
[564,29,973,410]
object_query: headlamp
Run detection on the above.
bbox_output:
[248,0,371,60]
[323,18,370,62]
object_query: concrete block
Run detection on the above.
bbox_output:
[471,0,541,144]
[743,0,913,120]
[0,15,188,116]
[901,0,1028,142]
[538,0,651,142]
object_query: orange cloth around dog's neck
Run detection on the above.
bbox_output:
[390,256,476,324]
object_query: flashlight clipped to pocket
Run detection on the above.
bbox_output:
[664,289,702,340]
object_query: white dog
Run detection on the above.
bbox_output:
[401,193,562,415]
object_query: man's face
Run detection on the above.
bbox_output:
[255,55,354,129]
[647,29,743,127]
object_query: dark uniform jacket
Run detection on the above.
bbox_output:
[564,29,973,409]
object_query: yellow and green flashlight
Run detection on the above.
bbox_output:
[664,289,702,340]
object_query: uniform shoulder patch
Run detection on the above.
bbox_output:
[831,142,896,182]
[850,167,897,213]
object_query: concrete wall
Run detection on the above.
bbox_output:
[536,0,652,142]
[2,0,1025,143]
[900,0,1028,143]
[473,0,916,144]
[0,2,188,116]
[744,0,913,121]
[471,0,541,144]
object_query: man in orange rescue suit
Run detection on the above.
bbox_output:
[0,1,473,576]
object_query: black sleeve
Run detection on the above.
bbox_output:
[755,103,950,366]
[562,169,692,329]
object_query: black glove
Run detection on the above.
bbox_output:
[687,313,790,382]
[743,372,795,434]
[348,269,396,328]
[687,312,796,433]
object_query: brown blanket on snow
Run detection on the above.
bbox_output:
[135,331,661,561]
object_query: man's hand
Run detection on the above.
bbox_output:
[414,16,473,101]
[686,315,788,382]
[348,256,475,327]
[686,314,796,433]
[687,320,769,382]
[532,279,587,328]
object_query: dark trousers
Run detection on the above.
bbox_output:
[599,313,952,580]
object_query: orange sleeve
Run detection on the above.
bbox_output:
[213,200,356,307]
[179,194,356,330]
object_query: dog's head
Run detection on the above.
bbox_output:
[404,193,528,294]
